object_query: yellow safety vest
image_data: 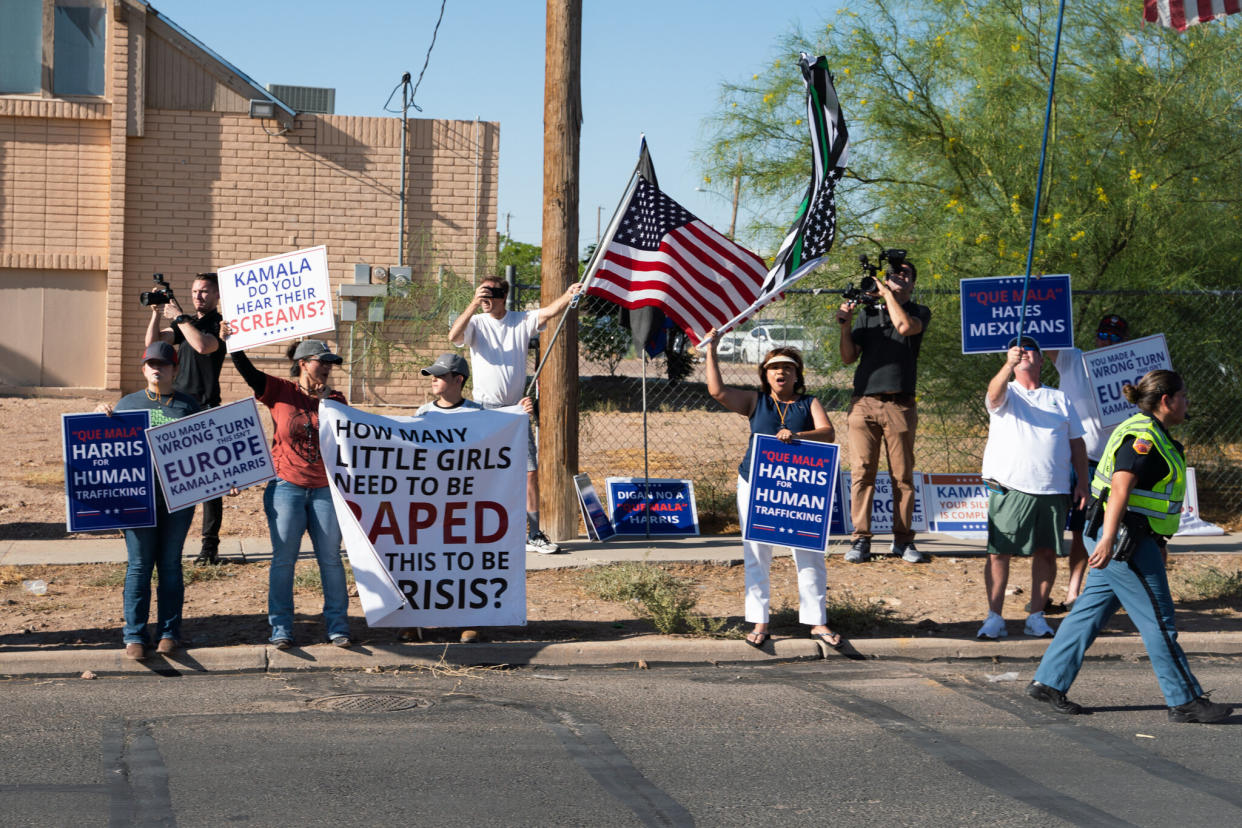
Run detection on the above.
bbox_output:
[1091,412,1185,536]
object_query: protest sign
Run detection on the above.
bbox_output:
[838,471,927,534]
[574,473,616,541]
[924,473,989,538]
[743,435,840,552]
[1176,467,1224,537]
[62,411,156,532]
[145,398,274,512]
[219,245,334,352]
[605,478,699,536]
[960,274,1073,353]
[320,400,527,627]
[828,471,849,536]
[1081,334,1172,428]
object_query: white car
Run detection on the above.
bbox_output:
[713,330,746,361]
[737,323,818,364]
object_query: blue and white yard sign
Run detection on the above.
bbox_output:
[574,473,616,541]
[62,411,156,532]
[838,471,927,534]
[605,477,699,535]
[743,435,840,552]
[960,275,1073,354]
[924,473,989,538]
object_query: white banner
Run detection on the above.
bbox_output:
[1081,334,1172,428]
[146,398,275,512]
[840,471,927,534]
[219,245,335,352]
[319,400,527,627]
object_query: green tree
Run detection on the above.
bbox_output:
[496,234,543,290]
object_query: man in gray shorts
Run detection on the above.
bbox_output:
[978,336,1089,640]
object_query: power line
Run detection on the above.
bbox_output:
[384,0,447,114]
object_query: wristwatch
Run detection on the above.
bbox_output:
[173,314,192,326]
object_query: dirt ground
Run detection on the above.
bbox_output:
[2,394,1240,651]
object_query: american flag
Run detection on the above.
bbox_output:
[587,142,769,344]
[1144,0,1241,30]
[717,54,849,335]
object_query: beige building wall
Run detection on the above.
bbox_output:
[0,5,498,405]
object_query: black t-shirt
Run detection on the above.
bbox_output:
[173,310,225,407]
[1111,424,1184,492]
[850,300,931,396]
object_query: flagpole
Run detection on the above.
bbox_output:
[525,164,642,396]
[1016,0,1067,342]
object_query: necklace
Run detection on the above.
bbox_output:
[772,395,795,428]
[145,388,170,407]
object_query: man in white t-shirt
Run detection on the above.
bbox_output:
[449,276,583,553]
[977,336,1088,641]
[1044,313,1129,612]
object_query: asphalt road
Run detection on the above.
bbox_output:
[2,657,1239,827]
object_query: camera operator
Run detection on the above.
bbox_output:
[836,252,931,564]
[145,273,226,565]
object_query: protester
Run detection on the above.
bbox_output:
[836,258,931,563]
[705,330,842,650]
[145,273,227,565]
[449,276,583,554]
[978,336,1088,640]
[1041,313,1130,612]
[1027,371,1233,723]
[98,342,200,659]
[416,353,483,415]
[222,327,352,649]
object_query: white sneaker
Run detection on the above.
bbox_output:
[977,612,1008,640]
[892,541,927,563]
[1024,611,1055,638]
[526,531,561,554]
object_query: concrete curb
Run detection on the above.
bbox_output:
[4,632,1241,679]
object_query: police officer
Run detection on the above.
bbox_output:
[1026,370,1234,723]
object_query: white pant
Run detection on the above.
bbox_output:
[736,475,828,625]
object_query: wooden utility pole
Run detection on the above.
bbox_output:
[538,0,582,541]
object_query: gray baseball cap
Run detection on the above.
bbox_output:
[421,353,470,378]
[291,339,343,364]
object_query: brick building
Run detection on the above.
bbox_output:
[0,0,498,401]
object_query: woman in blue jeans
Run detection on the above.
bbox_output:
[223,327,352,648]
[99,342,200,660]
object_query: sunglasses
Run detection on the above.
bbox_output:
[1096,331,1123,343]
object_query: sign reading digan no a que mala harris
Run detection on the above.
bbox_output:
[219,245,334,351]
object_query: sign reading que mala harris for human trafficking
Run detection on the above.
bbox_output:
[62,410,157,532]
[743,435,840,553]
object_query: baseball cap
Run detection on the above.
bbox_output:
[1097,314,1129,340]
[421,353,470,378]
[291,339,343,364]
[141,342,178,366]
[1006,335,1041,353]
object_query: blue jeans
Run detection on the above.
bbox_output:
[264,479,349,642]
[1034,530,1203,707]
[122,506,195,644]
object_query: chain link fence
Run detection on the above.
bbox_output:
[562,287,1242,533]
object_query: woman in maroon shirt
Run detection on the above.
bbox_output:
[224,330,352,649]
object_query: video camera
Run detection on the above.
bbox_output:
[139,273,174,307]
[842,249,909,307]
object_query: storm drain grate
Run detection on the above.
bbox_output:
[307,693,432,713]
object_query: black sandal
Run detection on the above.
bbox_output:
[811,630,845,650]
[746,631,770,648]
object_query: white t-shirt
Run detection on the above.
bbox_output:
[459,310,542,406]
[416,398,483,415]
[1053,347,1111,461]
[981,382,1084,495]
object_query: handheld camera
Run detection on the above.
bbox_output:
[843,249,909,306]
[139,273,175,307]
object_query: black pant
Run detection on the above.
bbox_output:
[200,496,223,551]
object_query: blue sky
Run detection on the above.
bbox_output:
[152,0,844,254]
